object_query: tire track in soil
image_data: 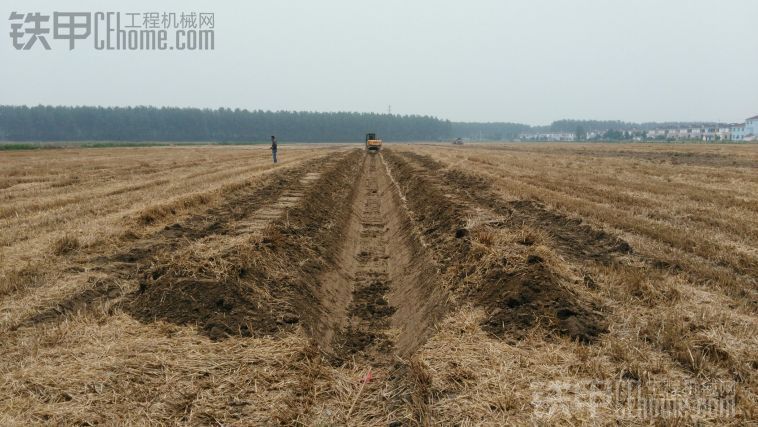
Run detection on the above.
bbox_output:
[233,172,322,235]
[9,156,335,331]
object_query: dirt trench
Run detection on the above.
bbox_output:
[304,152,444,424]
[322,153,443,363]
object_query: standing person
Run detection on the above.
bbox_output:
[270,135,278,163]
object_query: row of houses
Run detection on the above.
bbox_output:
[647,126,732,141]
[519,132,576,141]
[645,115,758,141]
[518,115,758,142]
[520,131,612,141]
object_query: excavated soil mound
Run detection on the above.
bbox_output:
[125,150,364,340]
[505,199,632,262]
[381,151,470,267]
[384,150,608,343]
[442,169,632,263]
[15,161,333,331]
[128,277,282,340]
[399,155,632,264]
[475,259,607,343]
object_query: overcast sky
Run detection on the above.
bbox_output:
[1,0,757,125]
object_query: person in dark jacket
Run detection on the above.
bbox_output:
[270,135,278,163]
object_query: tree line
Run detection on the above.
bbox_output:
[0,105,722,143]
[0,106,453,142]
[550,119,722,133]
[451,122,531,140]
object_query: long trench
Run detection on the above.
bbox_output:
[312,151,446,422]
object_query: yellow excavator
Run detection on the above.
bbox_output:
[365,133,382,152]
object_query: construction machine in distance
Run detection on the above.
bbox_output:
[365,133,382,152]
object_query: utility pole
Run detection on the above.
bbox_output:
[388,105,392,115]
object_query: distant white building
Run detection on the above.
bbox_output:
[717,126,731,140]
[519,115,757,142]
[729,115,758,141]
[745,115,758,141]
[646,127,704,140]
[730,123,746,141]
[648,122,738,141]
[586,131,602,139]
[702,126,731,141]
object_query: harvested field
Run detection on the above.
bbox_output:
[0,142,756,424]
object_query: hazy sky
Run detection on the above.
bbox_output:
[1,0,757,124]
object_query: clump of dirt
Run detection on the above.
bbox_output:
[335,327,393,356]
[128,277,283,340]
[350,279,396,321]
[124,150,364,340]
[475,258,607,343]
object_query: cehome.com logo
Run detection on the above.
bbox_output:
[9,11,215,51]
